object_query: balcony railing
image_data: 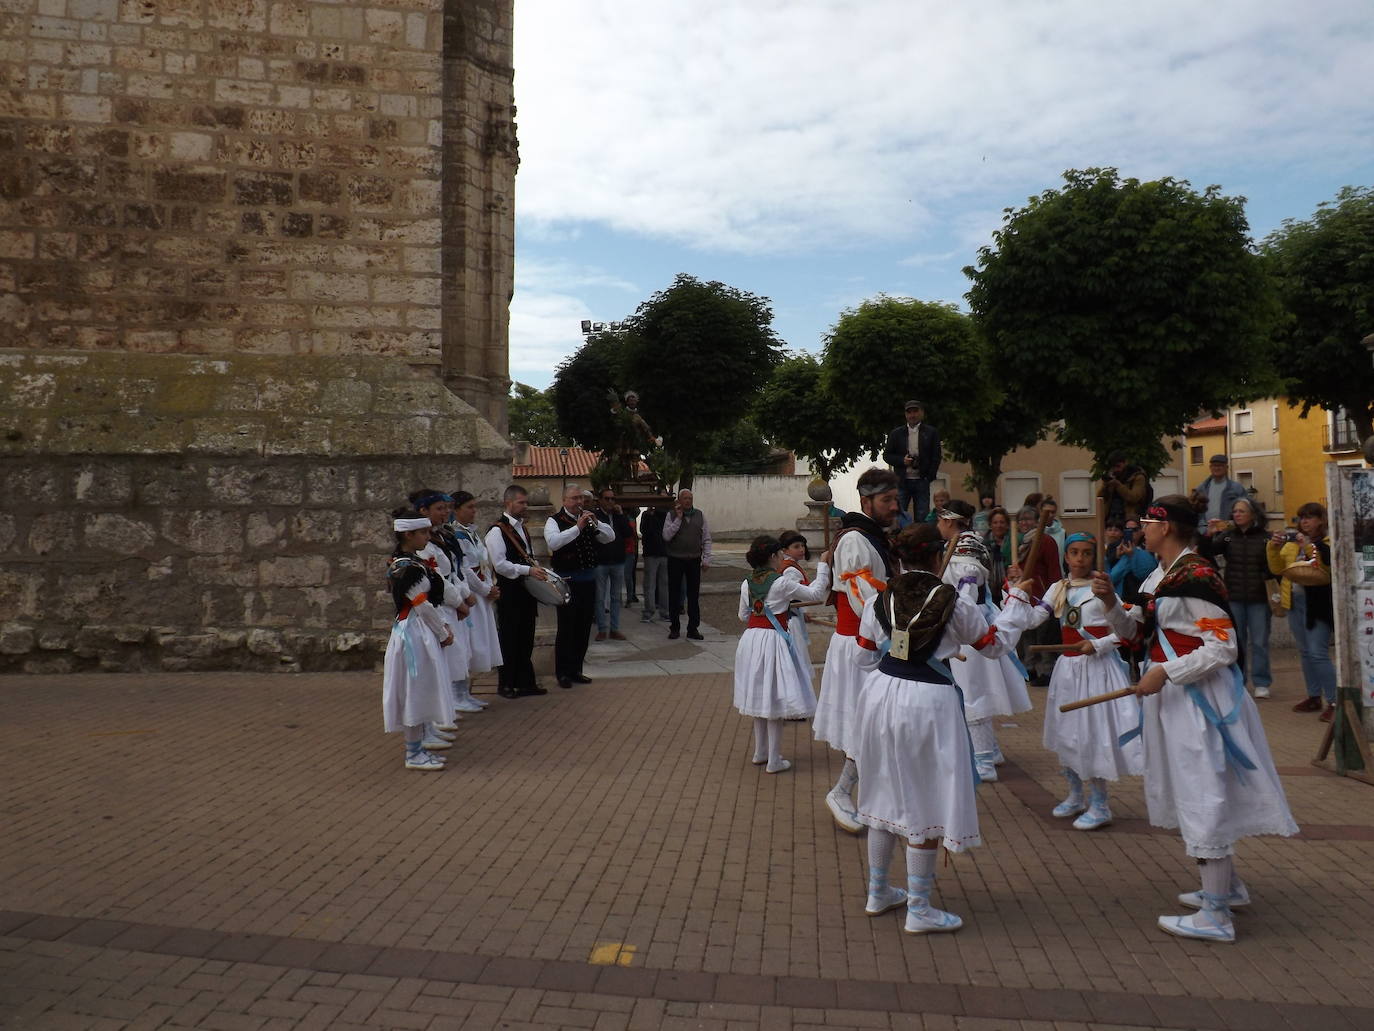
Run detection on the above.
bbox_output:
[1323,419,1361,453]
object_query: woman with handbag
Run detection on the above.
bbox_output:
[1267,502,1335,720]
[1201,498,1274,699]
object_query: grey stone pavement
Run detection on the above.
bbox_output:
[2,596,1373,1030]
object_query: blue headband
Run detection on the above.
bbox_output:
[414,492,452,509]
[1064,532,1096,548]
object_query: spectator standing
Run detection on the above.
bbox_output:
[982,506,1012,602]
[1106,517,1157,606]
[882,400,941,522]
[1192,455,1246,536]
[639,506,670,622]
[1268,503,1335,720]
[971,494,996,533]
[1012,504,1062,686]
[664,488,712,641]
[1101,452,1152,523]
[593,488,631,641]
[624,508,640,605]
[1201,498,1274,698]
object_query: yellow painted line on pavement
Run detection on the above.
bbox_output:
[588,942,636,966]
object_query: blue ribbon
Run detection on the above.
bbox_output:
[762,605,813,685]
[392,619,420,679]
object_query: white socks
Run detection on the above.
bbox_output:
[968,718,996,754]
[1201,856,1234,899]
[752,719,768,764]
[833,756,858,796]
[907,843,937,880]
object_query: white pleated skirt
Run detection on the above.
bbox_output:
[466,595,502,673]
[813,634,865,755]
[1140,663,1298,857]
[733,626,816,719]
[786,607,811,675]
[439,607,472,683]
[1042,651,1144,780]
[381,618,453,733]
[955,648,1031,722]
[853,672,981,852]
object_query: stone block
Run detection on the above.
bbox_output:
[317,378,372,414]
[0,625,36,655]
[160,510,244,554]
[187,555,257,587]
[85,512,157,555]
[290,508,341,543]
[28,513,77,555]
[187,419,267,455]
[73,462,134,504]
[291,270,368,302]
[245,510,286,548]
[0,514,14,554]
[258,554,330,587]
[305,465,360,504]
[246,627,283,654]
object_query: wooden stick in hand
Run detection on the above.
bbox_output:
[1059,686,1136,713]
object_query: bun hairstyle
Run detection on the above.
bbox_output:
[778,529,810,560]
[893,522,945,570]
[747,534,782,569]
[1149,494,1201,544]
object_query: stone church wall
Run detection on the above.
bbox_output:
[0,0,517,672]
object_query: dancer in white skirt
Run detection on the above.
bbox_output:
[777,530,815,681]
[814,467,900,833]
[1092,495,1298,943]
[733,536,833,773]
[451,490,501,690]
[412,489,479,734]
[383,511,457,771]
[1021,532,1143,830]
[852,524,1038,933]
[937,500,1031,783]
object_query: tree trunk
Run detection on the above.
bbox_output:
[971,454,1002,504]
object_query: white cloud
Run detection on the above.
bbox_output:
[508,258,642,387]
[514,0,1373,254]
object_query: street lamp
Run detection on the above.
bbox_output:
[559,447,569,494]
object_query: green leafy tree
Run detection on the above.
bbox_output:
[620,274,785,487]
[694,417,778,475]
[942,390,1049,500]
[549,331,625,452]
[965,168,1283,476]
[507,382,561,446]
[753,354,869,481]
[822,296,994,456]
[1261,185,1374,444]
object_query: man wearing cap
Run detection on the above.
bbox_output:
[883,401,941,522]
[1192,455,1246,537]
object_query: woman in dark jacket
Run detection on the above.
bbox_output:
[1267,502,1335,719]
[1200,497,1273,698]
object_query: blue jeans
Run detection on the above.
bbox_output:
[595,563,624,632]
[1288,586,1336,703]
[1231,601,1272,689]
[898,477,929,522]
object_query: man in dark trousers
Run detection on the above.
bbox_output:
[484,484,550,698]
[882,400,941,522]
[663,488,712,640]
[543,484,614,690]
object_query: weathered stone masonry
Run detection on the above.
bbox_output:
[0,0,518,672]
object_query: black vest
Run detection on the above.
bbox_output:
[550,509,600,574]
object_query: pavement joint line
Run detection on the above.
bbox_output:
[3,908,1371,1030]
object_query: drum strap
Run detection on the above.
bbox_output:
[497,519,539,569]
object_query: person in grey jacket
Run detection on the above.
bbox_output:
[1200,497,1273,698]
[1193,455,1246,537]
[663,488,712,640]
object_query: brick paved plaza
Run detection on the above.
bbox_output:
[2,644,1372,1031]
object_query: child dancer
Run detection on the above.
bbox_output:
[937,500,1031,782]
[451,491,501,702]
[851,524,1037,932]
[412,489,477,736]
[384,509,456,771]
[1022,532,1143,829]
[733,535,832,773]
[777,530,815,683]
[1093,496,1297,943]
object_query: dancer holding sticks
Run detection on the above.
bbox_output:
[1020,532,1143,829]
[1090,495,1297,943]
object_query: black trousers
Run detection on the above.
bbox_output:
[667,556,701,632]
[495,577,538,694]
[555,577,596,677]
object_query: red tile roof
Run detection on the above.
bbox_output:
[513,445,602,478]
[1186,416,1227,434]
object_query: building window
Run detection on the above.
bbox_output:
[1189,445,1204,464]
[1002,472,1040,508]
[1271,404,1279,430]
[1237,470,1254,494]
[1233,409,1253,434]
[1060,472,1093,515]
[1274,468,1283,495]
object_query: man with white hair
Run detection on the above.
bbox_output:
[663,488,712,640]
[545,484,614,690]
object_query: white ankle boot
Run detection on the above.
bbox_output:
[1072,779,1112,830]
[1052,769,1085,818]
[904,873,962,934]
[1159,893,1235,943]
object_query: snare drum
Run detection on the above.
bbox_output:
[524,568,571,606]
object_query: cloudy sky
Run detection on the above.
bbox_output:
[508,0,1374,389]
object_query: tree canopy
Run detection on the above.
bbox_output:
[507,382,561,446]
[753,353,869,481]
[549,330,624,453]
[620,274,785,485]
[1261,185,1374,443]
[964,168,1283,476]
[941,389,1049,500]
[822,296,994,450]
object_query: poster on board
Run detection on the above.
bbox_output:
[1332,465,1374,707]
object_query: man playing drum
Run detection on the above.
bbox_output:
[485,485,550,698]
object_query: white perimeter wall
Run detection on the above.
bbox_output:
[689,475,815,534]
